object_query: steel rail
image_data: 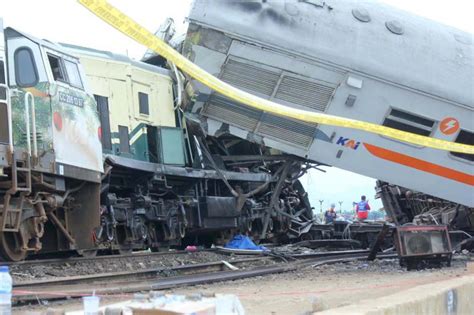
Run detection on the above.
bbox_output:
[4,248,216,266]
[14,256,267,288]
[12,252,397,305]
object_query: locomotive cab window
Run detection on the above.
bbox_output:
[64,60,83,89]
[138,92,149,115]
[48,54,67,82]
[451,130,474,162]
[383,108,434,136]
[15,47,39,87]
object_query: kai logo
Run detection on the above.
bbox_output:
[336,136,361,150]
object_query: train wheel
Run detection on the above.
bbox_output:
[0,232,27,261]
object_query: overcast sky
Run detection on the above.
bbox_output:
[2,0,472,214]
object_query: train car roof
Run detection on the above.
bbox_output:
[188,0,473,108]
[5,27,81,61]
[60,43,172,77]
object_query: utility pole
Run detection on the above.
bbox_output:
[319,200,324,213]
[338,201,343,212]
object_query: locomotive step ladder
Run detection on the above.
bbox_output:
[0,193,27,232]
[0,156,32,232]
[0,91,35,233]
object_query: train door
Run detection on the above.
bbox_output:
[5,28,51,165]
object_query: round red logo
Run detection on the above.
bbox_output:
[439,117,460,135]
[53,112,63,131]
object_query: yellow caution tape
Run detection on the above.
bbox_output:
[78,0,474,155]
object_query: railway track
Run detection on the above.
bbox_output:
[4,248,207,267]
[12,249,397,305]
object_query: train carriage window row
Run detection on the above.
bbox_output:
[382,108,434,137]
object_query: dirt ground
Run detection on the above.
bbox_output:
[170,258,471,315]
[15,256,472,315]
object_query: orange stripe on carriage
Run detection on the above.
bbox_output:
[364,143,474,186]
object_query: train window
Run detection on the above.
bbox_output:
[64,60,83,89]
[451,130,474,162]
[48,54,67,82]
[138,92,149,115]
[118,125,130,154]
[14,47,39,87]
[383,109,434,136]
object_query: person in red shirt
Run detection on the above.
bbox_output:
[354,195,371,221]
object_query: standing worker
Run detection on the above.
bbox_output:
[324,203,337,224]
[355,195,371,221]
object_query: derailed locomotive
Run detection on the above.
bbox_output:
[0,24,314,261]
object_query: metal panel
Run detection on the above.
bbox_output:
[118,125,130,154]
[220,58,280,97]
[199,196,239,217]
[202,57,328,149]
[0,59,7,143]
[274,75,334,112]
[95,94,112,151]
[204,94,261,130]
[0,103,8,144]
[159,127,186,166]
[258,113,316,148]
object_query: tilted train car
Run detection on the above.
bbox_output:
[0,19,315,261]
[178,0,474,230]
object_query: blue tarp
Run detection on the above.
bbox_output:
[224,235,268,251]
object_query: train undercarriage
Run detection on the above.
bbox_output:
[0,133,318,261]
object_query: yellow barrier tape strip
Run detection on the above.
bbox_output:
[78,0,474,155]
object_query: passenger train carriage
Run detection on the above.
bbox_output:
[177,0,474,228]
